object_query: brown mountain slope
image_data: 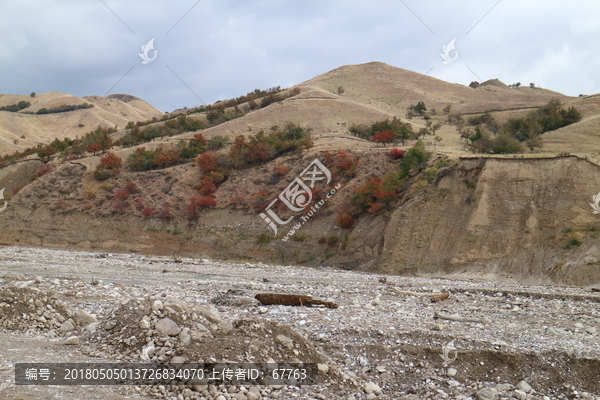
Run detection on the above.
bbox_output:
[0,92,162,156]
[0,62,599,287]
[149,61,596,162]
[300,62,572,116]
[0,152,598,287]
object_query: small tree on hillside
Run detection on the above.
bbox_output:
[414,101,427,115]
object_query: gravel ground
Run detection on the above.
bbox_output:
[1,246,599,400]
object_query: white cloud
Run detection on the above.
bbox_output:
[0,0,598,111]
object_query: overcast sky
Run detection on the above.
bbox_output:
[1,0,598,112]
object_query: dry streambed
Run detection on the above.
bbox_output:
[0,246,599,400]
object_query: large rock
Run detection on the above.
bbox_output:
[363,382,382,395]
[74,309,97,324]
[194,304,221,323]
[178,328,191,345]
[164,299,189,314]
[65,336,80,345]
[155,317,181,336]
[59,320,75,333]
[276,334,294,349]
[516,380,532,392]
[476,388,498,400]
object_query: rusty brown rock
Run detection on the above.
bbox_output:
[431,292,450,303]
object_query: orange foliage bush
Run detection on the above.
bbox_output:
[197,152,218,172]
[100,152,123,171]
[336,209,355,228]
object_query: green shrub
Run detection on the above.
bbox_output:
[564,238,582,249]
[36,103,93,114]
[208,135,229,150]
[422,168,438,183]
[256,232,274,246]
[348,117,413,145]
[435,155,452,168]
[298,253,316,263]
[399,140,432,177]
[0,101,31,112]
[326,234,339,247]
[467,100,581,154]
[292,231,310,242]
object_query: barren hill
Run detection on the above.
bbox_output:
[0,92,162,155]
[0,62,599,287]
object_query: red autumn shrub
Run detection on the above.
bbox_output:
[113,188,129,201]
[100,152,123,171]
[87,144,102,154]
[203,171,225,184]
[192,133,207,146]
[228,136,247,161]
[351,176,398,211]
[369,203,384,214]
[197,152,218,172]
[336,209,355,228]
[124,180,138,193]
[247,142,270,163]
[142,207,154,217]
[371,130,395,145]
[152,148,182,168]
[389,148,405,159]
[199,180,217,196]
[249,189,271,213]
[37,164,52,177]
[186,196,216,216]
[113,201,129,214]
[333,149,360,177]
[134,196,145,209]
[273,164,289,176]
[158,203,173,220]
[374,189,397,203]
[196,196,217,207]
[323,151,335,165]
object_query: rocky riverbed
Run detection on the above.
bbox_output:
[0,246,599,400]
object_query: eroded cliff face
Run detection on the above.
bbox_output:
[376,157,600,286]
[0,156,599,287]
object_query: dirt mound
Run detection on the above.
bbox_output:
[0,286,71,333]
[84,297,336,398]
[93,297,329,364]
